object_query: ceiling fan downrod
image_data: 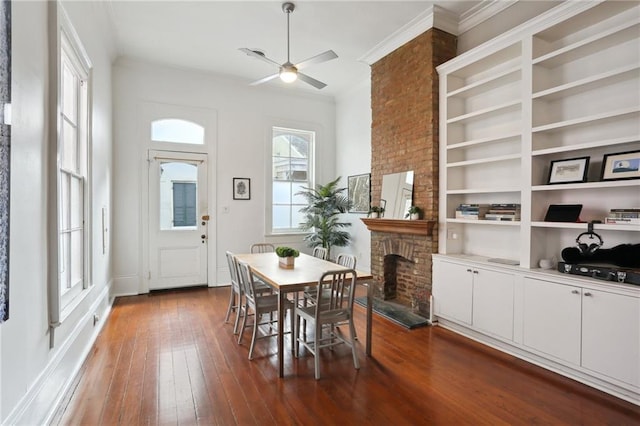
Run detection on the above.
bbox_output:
[280,2,297,82]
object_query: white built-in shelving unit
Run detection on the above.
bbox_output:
[433,0,640,405]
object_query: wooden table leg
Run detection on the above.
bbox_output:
[278,291,285,377]
[366,282,372,357]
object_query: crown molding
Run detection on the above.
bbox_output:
[358,5,458,66]
[458,0,518,35]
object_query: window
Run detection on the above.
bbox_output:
[158,161,198,230]
[172,182,197,227]
[57,24,91,309]
[271,127,314,232]
[151,119,204,144]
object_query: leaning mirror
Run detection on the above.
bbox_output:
[380,171,414,219]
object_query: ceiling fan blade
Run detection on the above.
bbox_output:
[239,48,281,67]
[249,73,280,86]
[295,50,338,71]
[297,72,327,90]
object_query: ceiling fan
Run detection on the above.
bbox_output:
[239,2,338,90]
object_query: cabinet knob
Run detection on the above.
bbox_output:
[584,292,592,297]
[472,270,479,274]
[466,269,472,273]
[571,290,579,294]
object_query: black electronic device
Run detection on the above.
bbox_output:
[558,261,640,286]
[544,204,583,222]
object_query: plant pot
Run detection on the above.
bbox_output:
[410,213,419,220]
[278,256,295,269]
[369,212,379,218]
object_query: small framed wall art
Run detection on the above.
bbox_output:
[347,173,370,213]
[547,156,590,184]
[601,150,640,181]
[233,177,251,200]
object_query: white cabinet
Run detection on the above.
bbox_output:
[433,257,514,341]
[522,277,582,364]
[472,266,514,341]
[432,259,472,324]
[582,289,640,388]
[523,276,640,388]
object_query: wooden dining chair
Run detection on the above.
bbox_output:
[295,269,360,379]
[236,260,294,360]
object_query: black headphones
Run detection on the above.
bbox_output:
[576,231,603,255]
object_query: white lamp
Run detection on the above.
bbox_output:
[279,63,298,83]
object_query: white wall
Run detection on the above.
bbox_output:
[335,77,372,272]
[112,59,337,295]
[1,1,115,424]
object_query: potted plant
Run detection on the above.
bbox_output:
[275,246,299,269]
[368,206,385,218]
[405,206,421,220]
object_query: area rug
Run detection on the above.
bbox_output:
[355,297,430,329]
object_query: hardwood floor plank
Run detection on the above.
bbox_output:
[52,287,640,426]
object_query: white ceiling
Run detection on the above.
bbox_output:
[106,1,483,97]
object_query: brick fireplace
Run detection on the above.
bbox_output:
[365,26,456,316]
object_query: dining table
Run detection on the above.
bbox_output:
[234,252,374,378]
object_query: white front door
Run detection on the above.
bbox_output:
[148,150,208,290]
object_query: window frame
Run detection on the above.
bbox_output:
[50,4,93,327]
[268,125,315,235]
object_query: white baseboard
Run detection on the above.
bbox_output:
[4,282,113,425]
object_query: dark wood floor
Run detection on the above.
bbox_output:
[52,286,640,425]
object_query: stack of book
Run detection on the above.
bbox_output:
[485,203,521,221]
[605,208,640,225]
[455,204,489,220]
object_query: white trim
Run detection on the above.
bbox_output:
[358,5,458,65]
[4,285,112,425]
[458,0,518,35]
[437,0,602,74]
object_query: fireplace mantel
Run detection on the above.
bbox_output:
[361,218,435,236]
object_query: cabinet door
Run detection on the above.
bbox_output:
[473,268,514,340]
[433,260,472,325]
[582,290,640,388]
[522,278,581,365]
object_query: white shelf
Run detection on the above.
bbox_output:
[447,100,521,124]
[531,221,640,232]
[533,64,640,101]
[532,136,640,157]
[532,106,640,133]
[533,20,639,68]
[447,218,520,226]
[532,180,640,192]
[447,188,520,195]
[447,132,521,150]
[447,66,521,98]
[447,154,521,168]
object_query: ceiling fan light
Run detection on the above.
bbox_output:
[280,67,297,83]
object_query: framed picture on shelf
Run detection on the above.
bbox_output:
[233,177,250,200]
[601,150,640,181]
[547,156,590,184]
[347,173,370,213]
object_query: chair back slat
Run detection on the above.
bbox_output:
[336,253,357,269]
[226,251,242,294]
[250,243,275,253]
[312,246,328,260]
[315,269,357,318]
[237,260,258,303]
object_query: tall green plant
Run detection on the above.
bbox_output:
[297,177,353,259]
